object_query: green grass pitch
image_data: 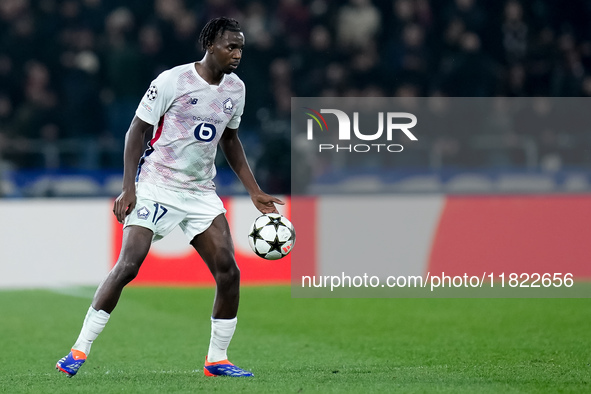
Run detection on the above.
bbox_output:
[0,286,589,393]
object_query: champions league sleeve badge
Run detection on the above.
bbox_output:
[146,85,158,101]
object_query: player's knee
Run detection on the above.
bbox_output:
[212,250,240,286]
[215,266,240,293]
[217,262,240,283]
[226,264,240,283]
[113,260,141,285]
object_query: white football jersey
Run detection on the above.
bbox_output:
[135,62,245,194]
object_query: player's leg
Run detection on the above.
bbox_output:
[92,225,153,313]
[191,214,240,319]
[190,214,253,377]
[56,225,153,377]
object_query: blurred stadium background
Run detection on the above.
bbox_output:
[1,3,590,391]
[1,0,591,196]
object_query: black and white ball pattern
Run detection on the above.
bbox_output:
[146,85,158,101]
[248,213,296,260]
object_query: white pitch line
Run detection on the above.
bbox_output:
[47,287,95,299]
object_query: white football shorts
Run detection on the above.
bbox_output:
[124,182,227,242]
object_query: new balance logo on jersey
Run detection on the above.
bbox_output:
[223,98,234,114]
[188,98,198,105]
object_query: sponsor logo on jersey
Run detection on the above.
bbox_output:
[188,98,198,105]
[141,101,153,112]
[223,98,234,114]
[146,85,158,101]
[137,206,150,220]
[193,116,222,124]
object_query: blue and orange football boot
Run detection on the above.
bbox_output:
[56,349,87,377]
[203,356,254,377]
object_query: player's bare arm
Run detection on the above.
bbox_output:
[219,126,284,214]
[113,116,153,223]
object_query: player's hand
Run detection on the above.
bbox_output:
[113,189,137,224]
[251,192,285,214]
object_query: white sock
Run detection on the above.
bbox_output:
[72,306,110,356]
[207,317,237,363]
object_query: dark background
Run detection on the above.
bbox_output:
[1,0,591,196]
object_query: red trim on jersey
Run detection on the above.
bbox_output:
[150,116,165,146]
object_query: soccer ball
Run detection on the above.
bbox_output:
[248,213,296,260]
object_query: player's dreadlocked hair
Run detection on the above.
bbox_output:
[199,17,241,51]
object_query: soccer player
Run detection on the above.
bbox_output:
[56,17,283,378]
